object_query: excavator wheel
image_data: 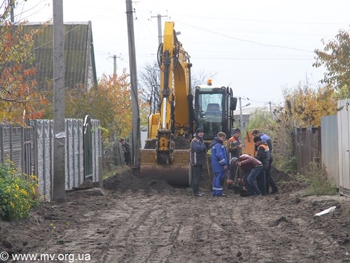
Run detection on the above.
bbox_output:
[140,149,191,187]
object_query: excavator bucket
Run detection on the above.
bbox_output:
[140,149,191,186]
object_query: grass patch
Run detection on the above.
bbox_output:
[298,162,338,196]
[102,165,131,180]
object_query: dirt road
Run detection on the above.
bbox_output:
[1,168,350,263]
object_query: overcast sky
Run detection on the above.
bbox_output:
[15,0,350,107]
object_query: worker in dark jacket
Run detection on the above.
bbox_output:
[228,128,243,158]
[252,129,278,194]
[210,132,229,197]
[230,154,263,196]
[227,128,243,189]
[120,138,131,166]
[190,128,207,197]
[254,136,270,195]
[252,130,272,152]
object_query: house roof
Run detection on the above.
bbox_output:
[23,22,97,90]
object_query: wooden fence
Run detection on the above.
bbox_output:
[293,127,321,174]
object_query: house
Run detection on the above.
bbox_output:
[23,21,97,91]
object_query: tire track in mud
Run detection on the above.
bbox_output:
[101,191,169,263]
[102,190,189,263]
[229,196,341,263]
[34,189,348,263]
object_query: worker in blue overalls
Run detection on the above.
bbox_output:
[210,131,229,197]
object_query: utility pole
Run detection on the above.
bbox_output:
[151,13,167,45]
[108,54,122,85]
[111,54,117,86]
[52,0,66,202]
[269,101,272,116]
[110,54,122,77]
[8,0,14,22]
[239,97,243,128]
[126,0,140,174]
[113,55,117,77]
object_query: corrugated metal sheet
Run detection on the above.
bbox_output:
[321,115,339,187]
[337,100,350,196]
[22,22,97,91]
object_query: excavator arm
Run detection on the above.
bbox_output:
[141,22,193,185]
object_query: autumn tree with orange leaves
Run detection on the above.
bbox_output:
[313,26,350,98]
[282,82,337,128]
[278,26,350,129]
[0,1,47,123]
[61,70,149,141]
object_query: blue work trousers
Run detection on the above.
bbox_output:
[212,171,226,196]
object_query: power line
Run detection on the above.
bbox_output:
[169,13,349,26]
[177,21,314,53]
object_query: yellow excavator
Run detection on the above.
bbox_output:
[140,22,238,186]
[140,21,194,186]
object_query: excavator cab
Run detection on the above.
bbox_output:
[194,85,237,143]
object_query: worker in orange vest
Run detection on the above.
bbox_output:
[226,128,243,190]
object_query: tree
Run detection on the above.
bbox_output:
[313,27,350,97]
[191,69,214,91]
[246,109,274,133]
[282,82,337,128]
[139,61,160,115]
[58,70,148,142]
[0,1,47,123]
[138,61,213,115]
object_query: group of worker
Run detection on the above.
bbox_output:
[190,128,278,197]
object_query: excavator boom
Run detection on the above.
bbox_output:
[140,22,193,186]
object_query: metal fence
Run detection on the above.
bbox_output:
[321,115,339,187]
[0,118,102,200]
[337,100,350,196]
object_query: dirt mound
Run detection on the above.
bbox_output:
[103,167,175,193]
[271,166,307,193]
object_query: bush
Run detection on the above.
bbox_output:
[0,160,39,221]
[284,156,297,174]
[299,162,337,196]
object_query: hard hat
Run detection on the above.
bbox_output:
[207,79,212,86]
[230,157,238,166]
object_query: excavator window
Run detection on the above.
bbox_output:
[206,103,221,116]
[196,94,223,137]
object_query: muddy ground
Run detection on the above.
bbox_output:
[1,167,350,263]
